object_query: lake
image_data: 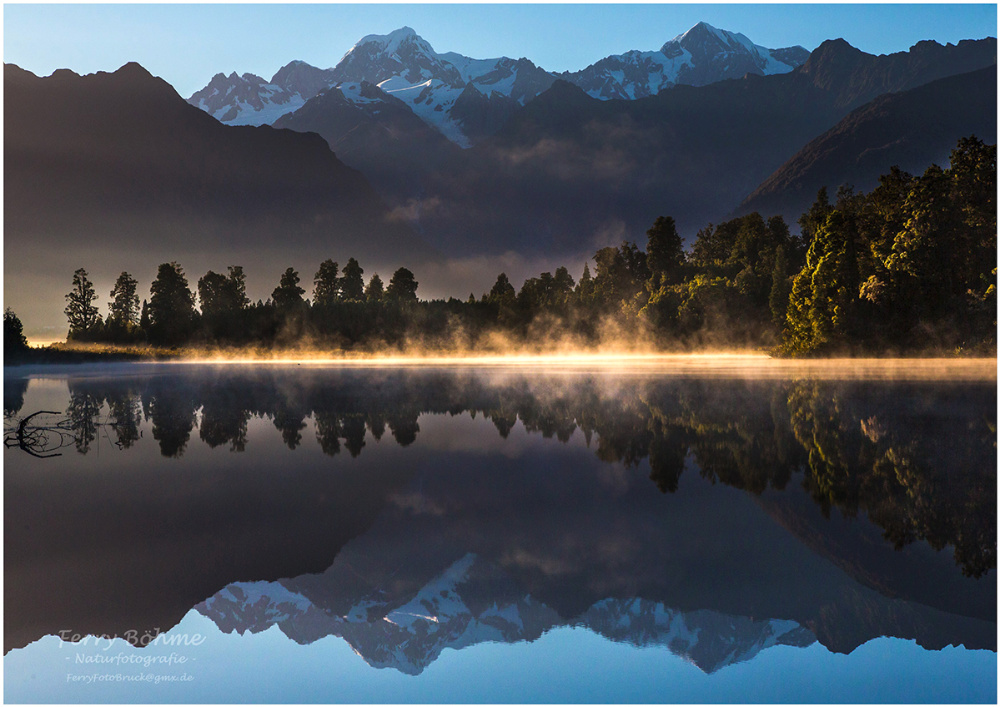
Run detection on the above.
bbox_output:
[3,359,996,703]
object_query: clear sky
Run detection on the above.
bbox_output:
[4,3,997,98]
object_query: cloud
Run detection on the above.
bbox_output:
[490,137,634,182]
[389,491,447,517]
[386,196,444,224]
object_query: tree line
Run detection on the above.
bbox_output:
[18,136,998,356]
[61,258,422,348]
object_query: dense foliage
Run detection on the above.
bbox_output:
[4,308,29,357]
[38,137,997,355]
[783,137,996,355]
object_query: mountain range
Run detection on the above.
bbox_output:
[189,23,809,147]
[220,27,996,256]
[4,22,996,333]
[197,553,816,676]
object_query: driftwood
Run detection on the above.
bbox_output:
[4,410,75,458]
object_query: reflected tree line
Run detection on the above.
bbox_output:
[5,371,994,577]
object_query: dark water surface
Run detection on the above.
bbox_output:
[3,363,996,703]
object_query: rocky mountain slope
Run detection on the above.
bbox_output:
[188,60,337,126]
[739,65,998,221]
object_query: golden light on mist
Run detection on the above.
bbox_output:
[167,351,998,381]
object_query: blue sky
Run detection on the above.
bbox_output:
[4,4,997,97]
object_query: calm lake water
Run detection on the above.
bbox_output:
[3,361,996,703]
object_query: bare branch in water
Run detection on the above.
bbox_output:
[5,410,78,458]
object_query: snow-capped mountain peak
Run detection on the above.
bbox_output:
[564,21,809,100]
[196,553,816,675]
[669,20,730,46]
[663,21,798,76]
[348,26,426,59]
[328,28,556,147]
[334,27,461,86]
[187,60,336,126]
[186,22,810,143]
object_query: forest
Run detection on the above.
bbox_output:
[6,137,995,358]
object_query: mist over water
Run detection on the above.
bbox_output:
[157,353,999,384]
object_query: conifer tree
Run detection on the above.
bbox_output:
[365,273,384,302]
[768,246,790,327]
[313,259,340,308]
[488,273,516,304]
[139,300,150,331]
[386,268,419,301]
[272,268,305,310]
[340,258,365,301]
[65,268,100,337]
[576,263,595,303]
[108,272,140,328]
[4,308,29,355]
[646,216,684,285]
[148,262,195,344]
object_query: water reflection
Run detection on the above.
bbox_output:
[3,365,996,693]
[3,376,28,417]
[197,556,816,676]
[7,367,994,579]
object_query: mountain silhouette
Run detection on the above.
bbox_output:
[739,66,997,221]
[4,62,435,334]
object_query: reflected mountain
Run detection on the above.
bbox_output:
[5,366,995,661]
[197,554,815,675]
[191,408,994,674]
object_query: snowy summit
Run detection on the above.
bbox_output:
[186,22,811,144]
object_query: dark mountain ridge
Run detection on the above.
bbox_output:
[4,62,433,333]
[272,80,461,212]
[5,62,415,246]
[739,65,997,221]
[799,36,997,107]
